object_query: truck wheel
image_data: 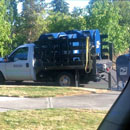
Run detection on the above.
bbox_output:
[0,72,5,84]
[57,72,74,86]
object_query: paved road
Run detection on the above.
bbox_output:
[0,92,120,112]
[83,69,118,89]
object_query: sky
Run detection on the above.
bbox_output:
[46,0,90,11]
[18,0,90,13]
[66,0,89,11]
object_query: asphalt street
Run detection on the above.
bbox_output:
[0,91,120,112]
[83,69,118,89]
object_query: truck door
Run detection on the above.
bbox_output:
[5,47,32,80]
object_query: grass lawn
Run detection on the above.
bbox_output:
[0,85,91,98]
[0,109,107,130]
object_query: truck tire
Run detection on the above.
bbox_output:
[57,72,74,86]
[0,72,5,84]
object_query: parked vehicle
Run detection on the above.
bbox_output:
[0,30,112,86]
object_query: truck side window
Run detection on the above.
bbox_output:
[9,47,28,62]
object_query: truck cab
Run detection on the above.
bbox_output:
[0,44,36,82]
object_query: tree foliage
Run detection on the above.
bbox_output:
[5,0,18,23]
[47,12,86,33]
[85,0,129,54]
[0,0,12,56]
[71,7,83,17]
[51,0,69,14]
[115,1,130,47]
[15,0,48,44]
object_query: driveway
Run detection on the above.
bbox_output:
[0,91,120,112]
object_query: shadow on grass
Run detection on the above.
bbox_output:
[2,81,58,86]
[1,81,109,90]
[1,81,85,87]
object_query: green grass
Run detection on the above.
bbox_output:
[0,109,107,130]
[0,85,90,98]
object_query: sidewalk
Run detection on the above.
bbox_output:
[0,91,120,112]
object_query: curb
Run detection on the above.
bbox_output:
[75,87,121,94]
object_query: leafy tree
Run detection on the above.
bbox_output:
[71,7,83,17]
[4,0,19,50]
[85,0,129,54]
[0,0,11,56]
[47,12,86,33]
[116,1,130,26]
[89,0,97,5]
[5,0,18,25]
[89,0,113,4]
[51,0,69,14]
[113,0,129,1]
[15,0,48,44]
[114,1,130,46]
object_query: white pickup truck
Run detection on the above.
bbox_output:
[0,43,92,86]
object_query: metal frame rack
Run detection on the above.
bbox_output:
[35,30,91,70]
